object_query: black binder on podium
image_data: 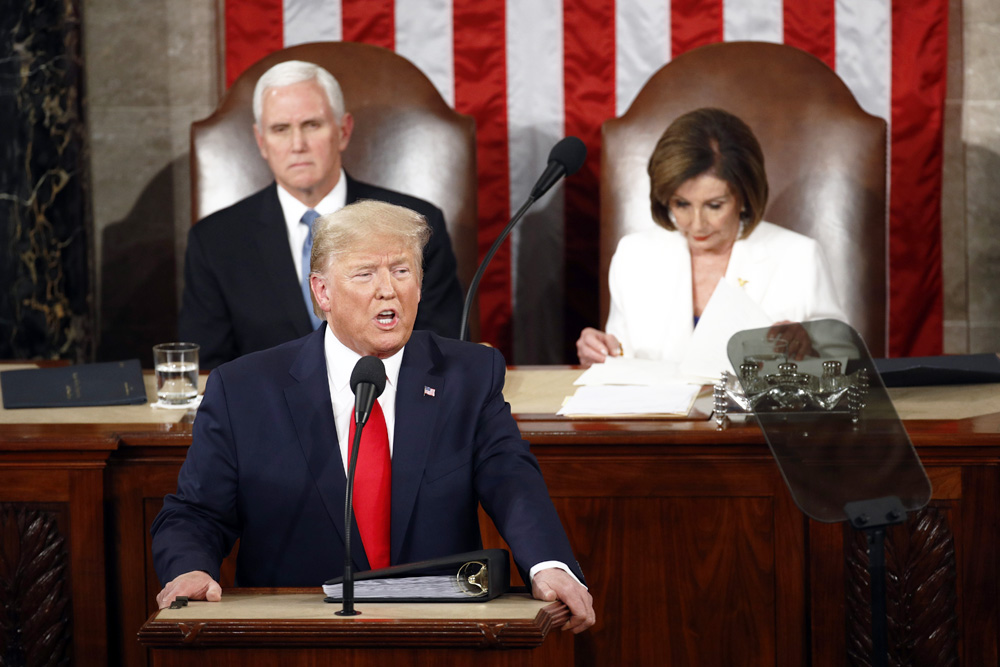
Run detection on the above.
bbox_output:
[323,548,511,603]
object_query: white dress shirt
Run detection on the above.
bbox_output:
[322,326,403,472]
[278,168,348,280]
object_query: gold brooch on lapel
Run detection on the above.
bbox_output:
[737,278,749,287]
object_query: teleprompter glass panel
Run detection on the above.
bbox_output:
[726,319,931,523]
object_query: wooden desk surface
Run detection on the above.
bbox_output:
[2,365,998,428]
[0,369,207,425]
[139,591,566,650]
[151,591,551,622]
[504,366,1000,421]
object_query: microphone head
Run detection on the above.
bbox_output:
[350,355,386,398]
[548,136,587,176]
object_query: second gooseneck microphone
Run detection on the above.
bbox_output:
[458,136,587,341]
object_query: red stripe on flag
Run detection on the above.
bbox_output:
[342,0,395,50]
[563,0,616,359]
[670,0,723,59]
[888,0,947,356]
[783,0,836,69]
[453,0,512,352]
[225,0,283,87]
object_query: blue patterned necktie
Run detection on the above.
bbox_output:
[300,209,323,330]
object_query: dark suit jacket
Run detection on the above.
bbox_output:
[151,328,582,587]
[179,176,464,369]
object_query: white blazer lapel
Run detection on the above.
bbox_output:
[725,227,776,305]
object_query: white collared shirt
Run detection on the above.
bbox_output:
[322,326,404,472]
[278,168,349,280]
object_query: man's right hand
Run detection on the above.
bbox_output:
[156,571,222,609]
[576,327,622,366]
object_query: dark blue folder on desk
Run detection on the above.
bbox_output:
[873,353,1000,387]
[1,360,147,408]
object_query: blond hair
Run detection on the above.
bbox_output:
[310,200,431,282]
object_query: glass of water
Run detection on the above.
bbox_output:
[153,342,200,405]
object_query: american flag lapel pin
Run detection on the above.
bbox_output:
[423,386,436,397]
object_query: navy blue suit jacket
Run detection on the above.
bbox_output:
[179,176,464,369]
[151,328,582,588]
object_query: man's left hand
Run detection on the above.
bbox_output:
[531,568,596,633]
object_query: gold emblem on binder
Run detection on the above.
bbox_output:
[457,560,489,596]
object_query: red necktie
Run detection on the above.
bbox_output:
[348,399,391,570]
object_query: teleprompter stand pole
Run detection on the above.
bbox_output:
[844,496,907,667]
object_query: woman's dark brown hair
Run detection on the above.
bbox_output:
[648,108,768,238]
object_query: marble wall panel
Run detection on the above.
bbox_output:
[165,0,219,107]
[84,0,220,364]
[947,0,965,100]
[964,0,1000,24]
[943,321,969,353]
[941,0,968,354]
[941,99,968,353]
[1,0,93,361]
[962,0,1000,355]
[89,106,178,364]
[970,325,1000,354]
[83,0,170,107]
[964,103,1000,354]
[965,22,1000,102]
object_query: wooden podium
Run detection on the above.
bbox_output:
[138,591,574,666]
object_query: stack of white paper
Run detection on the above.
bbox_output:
[557,383,700,416]
[559,358,702,417]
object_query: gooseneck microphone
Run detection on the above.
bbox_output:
[530,135,588,199]
[351,355,386,428]
[458,136,587,341]
[337,355,387,617]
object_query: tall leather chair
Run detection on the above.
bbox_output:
[191,41,477,336]
[600,41,887,355]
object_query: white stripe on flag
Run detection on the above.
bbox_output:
[507,0,567,362]
[396,0,455,107]
[284,0,342,46]
[615,0,670,115]
[835,0,891,120]
[724,0,783,43]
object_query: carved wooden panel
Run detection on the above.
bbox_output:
[845,505,959,666]
[0,504,71,666]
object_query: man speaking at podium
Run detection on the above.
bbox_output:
[152,200,595,633]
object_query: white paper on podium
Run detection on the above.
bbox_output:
[575,358,686,386]
[679,278,772,381]
[557,383,700,416]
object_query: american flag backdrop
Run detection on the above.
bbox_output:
[224,0,948,363]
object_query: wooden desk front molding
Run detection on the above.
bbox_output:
[1,370,999,665]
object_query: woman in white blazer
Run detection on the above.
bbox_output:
[577,108,846,366]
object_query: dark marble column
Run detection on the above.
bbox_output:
[0,0,93,362]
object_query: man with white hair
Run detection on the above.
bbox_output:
[180,60,463,369]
